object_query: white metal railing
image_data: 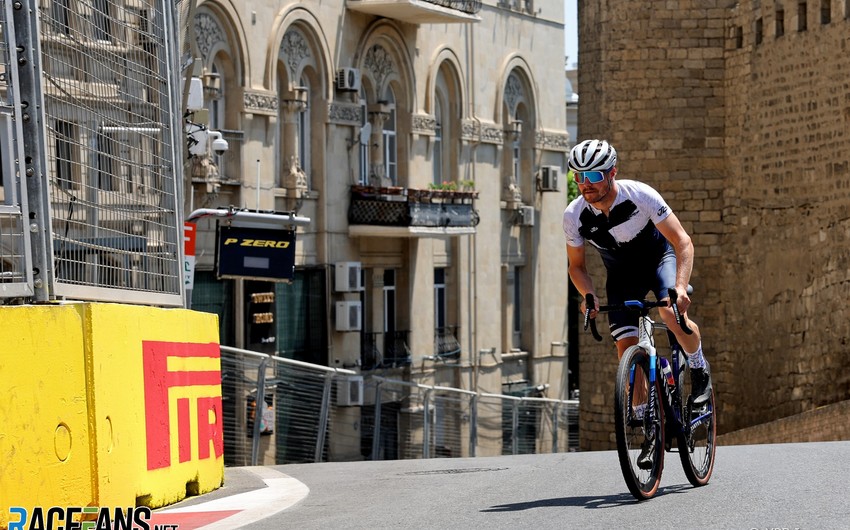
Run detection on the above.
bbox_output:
[220,346,579,466]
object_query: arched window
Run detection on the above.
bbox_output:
[298,75,311,184]
[433,66,457,188]
[512,126,521,182]
[383,87,397,186]
[433,97,443,186]
[206,62,224,131]
[359,87,369,185]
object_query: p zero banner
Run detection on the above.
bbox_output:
[216,225,296,281]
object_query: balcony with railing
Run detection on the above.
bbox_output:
[346,0,481,24]
[348,185,479,238]
[434,326,461,362]
[361,330,412,370]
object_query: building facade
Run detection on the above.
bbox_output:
[186,0,572,458]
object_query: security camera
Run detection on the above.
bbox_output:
[212,137,229,155]
[208,130,229,155]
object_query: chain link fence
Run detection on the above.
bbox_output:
[1,0,186,305]
[221,346,579,466]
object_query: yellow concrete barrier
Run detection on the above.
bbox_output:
[1,303,222,529]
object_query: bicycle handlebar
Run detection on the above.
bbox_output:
[583,288,693,342]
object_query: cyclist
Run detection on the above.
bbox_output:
[562,139,712,467]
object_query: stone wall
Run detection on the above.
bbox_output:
[717,401,850,446]
[577,0,850,450]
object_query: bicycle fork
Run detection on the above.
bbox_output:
[628,349,659,436]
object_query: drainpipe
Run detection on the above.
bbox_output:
[466,20,480,394]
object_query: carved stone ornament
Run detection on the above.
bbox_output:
[281,29,311,80]
[480,124,505,144]
[364,45,395,92]
[194,13,226,61]
[328,103,363,126]
[243,89,279,115]
[461,119,479,142]
[504,73,523,117]
[412,114,437,136]
[535,130,571,152]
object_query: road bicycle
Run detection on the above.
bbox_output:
[584,288,716,500]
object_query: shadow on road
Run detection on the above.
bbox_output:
[481,484,691,511]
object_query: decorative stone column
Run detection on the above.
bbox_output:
[368,103,392,187]
[280,92,308,201]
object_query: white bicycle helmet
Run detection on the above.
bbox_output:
[568,139,618,172]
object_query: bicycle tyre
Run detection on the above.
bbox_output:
[676,361,717,487]
[614,345,665,500]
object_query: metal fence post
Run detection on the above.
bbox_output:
[511,400,519,455]
[552,402,560,454]
[11,0,52,301]
[469,394,477,458]
[423,389,432,459]
[250,356,268,466]
[315,372,334,462]
[371,379,383,461]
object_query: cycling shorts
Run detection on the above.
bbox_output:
[605,248,677,342]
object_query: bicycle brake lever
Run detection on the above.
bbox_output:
[667,288,694,335]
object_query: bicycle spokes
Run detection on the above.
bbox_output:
[615,347,665,500]
[677,388,716,487]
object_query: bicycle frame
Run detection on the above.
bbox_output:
[586,292,710,443]
[635,312,712,441]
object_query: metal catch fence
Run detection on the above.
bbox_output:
[1,0,186,305]
[220,346,579,466]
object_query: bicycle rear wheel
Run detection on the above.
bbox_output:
[614,345,665,500]
[677,359,717,486]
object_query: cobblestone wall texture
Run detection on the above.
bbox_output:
[577,0,850,450]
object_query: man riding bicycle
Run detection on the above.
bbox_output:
[562,139,712,466]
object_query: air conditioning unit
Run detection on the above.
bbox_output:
[517,205,535,227]
[539,166,560,192]
[336,67,361,92]
[335,300,363,332]
[336,375,364,406]
[335,261,363,292]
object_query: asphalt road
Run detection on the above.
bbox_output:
[243,441,850,530]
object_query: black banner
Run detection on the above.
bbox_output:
[216,225,296,281]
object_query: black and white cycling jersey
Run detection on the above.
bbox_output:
[562,179,672,270]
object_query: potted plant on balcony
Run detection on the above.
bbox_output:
[422,180,477,203]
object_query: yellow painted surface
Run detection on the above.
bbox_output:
[0,303,221,529]
[0,305,92,529]
[84,303,222,508]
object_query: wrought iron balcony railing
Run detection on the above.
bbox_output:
[426,0,482,15]
[348,185,480,233]
[346,0,481,24]
[434,326,461,361]
[362,330,412,370]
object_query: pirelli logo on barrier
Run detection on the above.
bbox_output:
[143,341,223,470]
[216,225,296,281]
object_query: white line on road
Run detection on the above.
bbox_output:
[159,467,309,529]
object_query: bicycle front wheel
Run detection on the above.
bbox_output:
[677,360,717,486]
[614,345,665,500]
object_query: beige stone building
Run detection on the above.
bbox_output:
[186,0,572,456]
